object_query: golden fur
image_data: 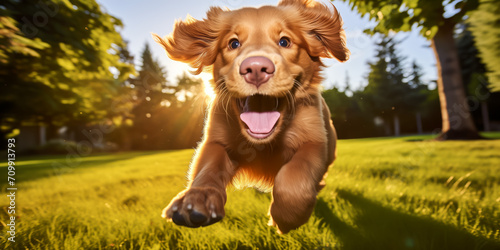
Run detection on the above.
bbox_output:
[153,0,349,234]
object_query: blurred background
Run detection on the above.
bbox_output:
[1,0,499,154]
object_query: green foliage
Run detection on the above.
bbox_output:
[340,0,484,139]
[0,0,135,136]
[363,36,407,116]
[127,44,206,150]
[1,134,499,249]
[135,43,169,95]
[467,0,500,92]
[323,37,440,138]
[175,72,205,103]
[0,12,49,64]
[323,86,380,138]
[362,37,429,120]
[322,87,350,121]
[408,60,435,114]
[326,29,456,137]
[456,24,490,95]
[341,0,479,38]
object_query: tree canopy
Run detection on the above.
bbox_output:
[339,0,482,139]
[363,37,408,117]
[467,0,500,91]
[360,36,430,135]
[127,43,206,150]
[0,0,135,136]
[343,0,478,38]
[323,35,440,138]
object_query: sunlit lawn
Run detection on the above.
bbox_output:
[1,133,500,249]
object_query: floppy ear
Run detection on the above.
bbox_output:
[280,0,350,62]
[152,7,224,74]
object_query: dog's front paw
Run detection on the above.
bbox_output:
[162,187,226,228]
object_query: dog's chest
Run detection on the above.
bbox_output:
[228,141,295,174]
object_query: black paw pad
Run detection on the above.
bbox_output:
[172,211,187,226]
[189,210,207,226]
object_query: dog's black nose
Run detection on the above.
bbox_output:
[240,56,275,88]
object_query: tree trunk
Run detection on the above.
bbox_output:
[430,19,482,140]
[39,125,47,145]
[393,114,400,136]
[416,112,423,134]
[481,102,490,132]
[383,119,391,136]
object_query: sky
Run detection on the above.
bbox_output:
[98,0,437,91]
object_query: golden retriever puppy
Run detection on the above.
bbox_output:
[153,0,349,234]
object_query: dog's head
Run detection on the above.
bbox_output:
[153,0,349,144]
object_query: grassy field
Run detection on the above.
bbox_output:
[1,133,500,249]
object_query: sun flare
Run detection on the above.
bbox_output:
[199,72,217,100]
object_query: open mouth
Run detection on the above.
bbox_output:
[238,94,281,140]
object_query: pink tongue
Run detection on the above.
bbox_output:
[240,111,280,134]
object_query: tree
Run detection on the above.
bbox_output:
[175,72,205,103]
[129,43,173,150]
[0,11,49,64]
[407,60,432,134]
[129,44,206,150]
[0,0,135,138]
[323,86,379,139]
[467,0,500,92]
[340,0,482,140]
[170,73,205,148]
[132,43,170,104]
[344,71,351,93]
[362,36,413,136]
[456,24,492,131]
[323,86,350,123]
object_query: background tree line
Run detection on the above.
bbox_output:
[340,0,500,140]
[324,0,500,139]
[1,0,499,152]
[118,44,206,150]
[323,36,441,138]
[323,27,500,139]
[0,0,205,151]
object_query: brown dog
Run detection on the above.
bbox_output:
[153,0,349,234]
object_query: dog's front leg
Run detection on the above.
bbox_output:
[269,142,329,234]
[162,142,235,228]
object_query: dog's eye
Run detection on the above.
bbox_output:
[278,37,291,48]
[228,39,240,50]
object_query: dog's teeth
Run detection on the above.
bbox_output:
[172,205,178,211]
[186,204,193,210]
[211,212,217,218]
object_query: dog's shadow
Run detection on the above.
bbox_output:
[314,190,500,250]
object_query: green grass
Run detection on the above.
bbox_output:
[1,134,500,249]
